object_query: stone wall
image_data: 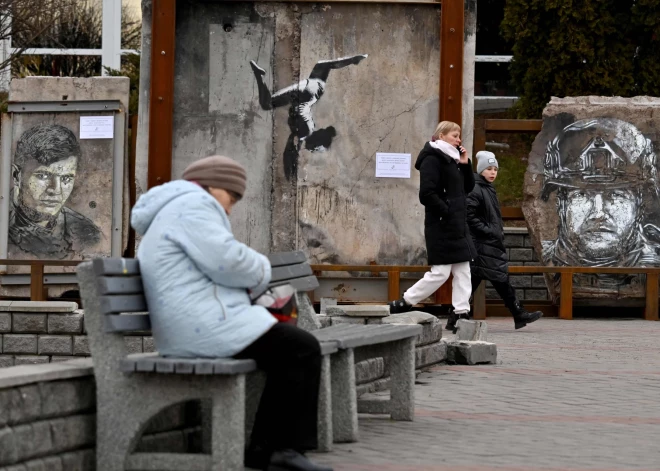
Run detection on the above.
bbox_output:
[0,361,206,470]
[0,302,154,369]
[497,228,549,302]
[0,361,96,470]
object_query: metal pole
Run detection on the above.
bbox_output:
[102,0,122,75]
[111,110,125,257]
[0,113,13,271]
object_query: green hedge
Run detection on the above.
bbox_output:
[501,0,660,118]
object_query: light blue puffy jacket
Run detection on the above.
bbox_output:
[131,180,276,358]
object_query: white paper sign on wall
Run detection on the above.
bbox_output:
[375,153,412,178]
[80,116,114,139]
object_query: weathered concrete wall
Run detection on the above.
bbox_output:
[296,3,440,265]
[171,1,275,252]
[136,1,483,264]
[523,96,660,299]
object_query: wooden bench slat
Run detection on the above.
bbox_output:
[267,251,307,267]
[93,258,141,276]
[97,276,144,295]
[100,294,147,314]
[105,314,152,332]
[270,263,313,283]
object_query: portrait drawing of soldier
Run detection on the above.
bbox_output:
[8,124,102,259]
[540,118,660,293]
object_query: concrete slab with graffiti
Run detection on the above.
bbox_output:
[523,96,660,299]
[295,4,440,265]
[7,115,112,260]
[172,3,274,253]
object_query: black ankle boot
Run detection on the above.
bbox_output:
[445,309,458,332]
[511,301,543,330]
[267,449,333,471]
[389,298,413,314]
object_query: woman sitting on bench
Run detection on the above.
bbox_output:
[131,155,331,471]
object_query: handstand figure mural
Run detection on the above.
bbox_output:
[250,54,368,178]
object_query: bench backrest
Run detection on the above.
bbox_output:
[90,251,319,334]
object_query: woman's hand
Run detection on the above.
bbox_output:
[458,146,469,164]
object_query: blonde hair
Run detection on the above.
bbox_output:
[432,121,461,141]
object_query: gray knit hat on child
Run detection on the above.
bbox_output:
[476,151,499,175]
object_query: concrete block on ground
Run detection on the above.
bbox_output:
[366,318,383,325]
[330,316,366,325]
[0,313,11,332]
[355,357,385,385]
[12,314,47,334]
[415,341,447,368]
[47,313,83,334]
[456,319,488,341]
[416,318,442,346]
[320,298,337,314]
[382,311,436,325]
[328,305,389,317]
[3,335,38,354]
[444,339,497,365]
[317,315,332,328]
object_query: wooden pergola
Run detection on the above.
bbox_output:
[145,0,466,188]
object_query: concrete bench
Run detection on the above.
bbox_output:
[76,251,332,470]
[311,323,422,443]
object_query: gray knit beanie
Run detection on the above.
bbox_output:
[182,155,247,197]
[476,151,499,175]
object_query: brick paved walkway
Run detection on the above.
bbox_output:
[309,318,660,471]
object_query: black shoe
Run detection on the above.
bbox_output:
[512,302,543,330]
[267,449,333,471]
[445,309,458,332]
[389,298,413,314]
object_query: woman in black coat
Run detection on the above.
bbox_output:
[466,151,542,330]
[389,121,476,319]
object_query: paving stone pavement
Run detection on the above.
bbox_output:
[308,318,660,471]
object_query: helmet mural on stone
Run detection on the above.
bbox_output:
[541,118,658,201]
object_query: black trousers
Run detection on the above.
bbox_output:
[234,322,322,453]
[471,275,518,312]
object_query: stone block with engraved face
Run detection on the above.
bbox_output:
[523,97,660,299]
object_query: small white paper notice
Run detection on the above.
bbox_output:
[375,152,411,178]
[80,116,114,139]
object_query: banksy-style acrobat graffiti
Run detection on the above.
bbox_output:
[250,54,368,178]
[540,118,660,291]
[8,124,102,259]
